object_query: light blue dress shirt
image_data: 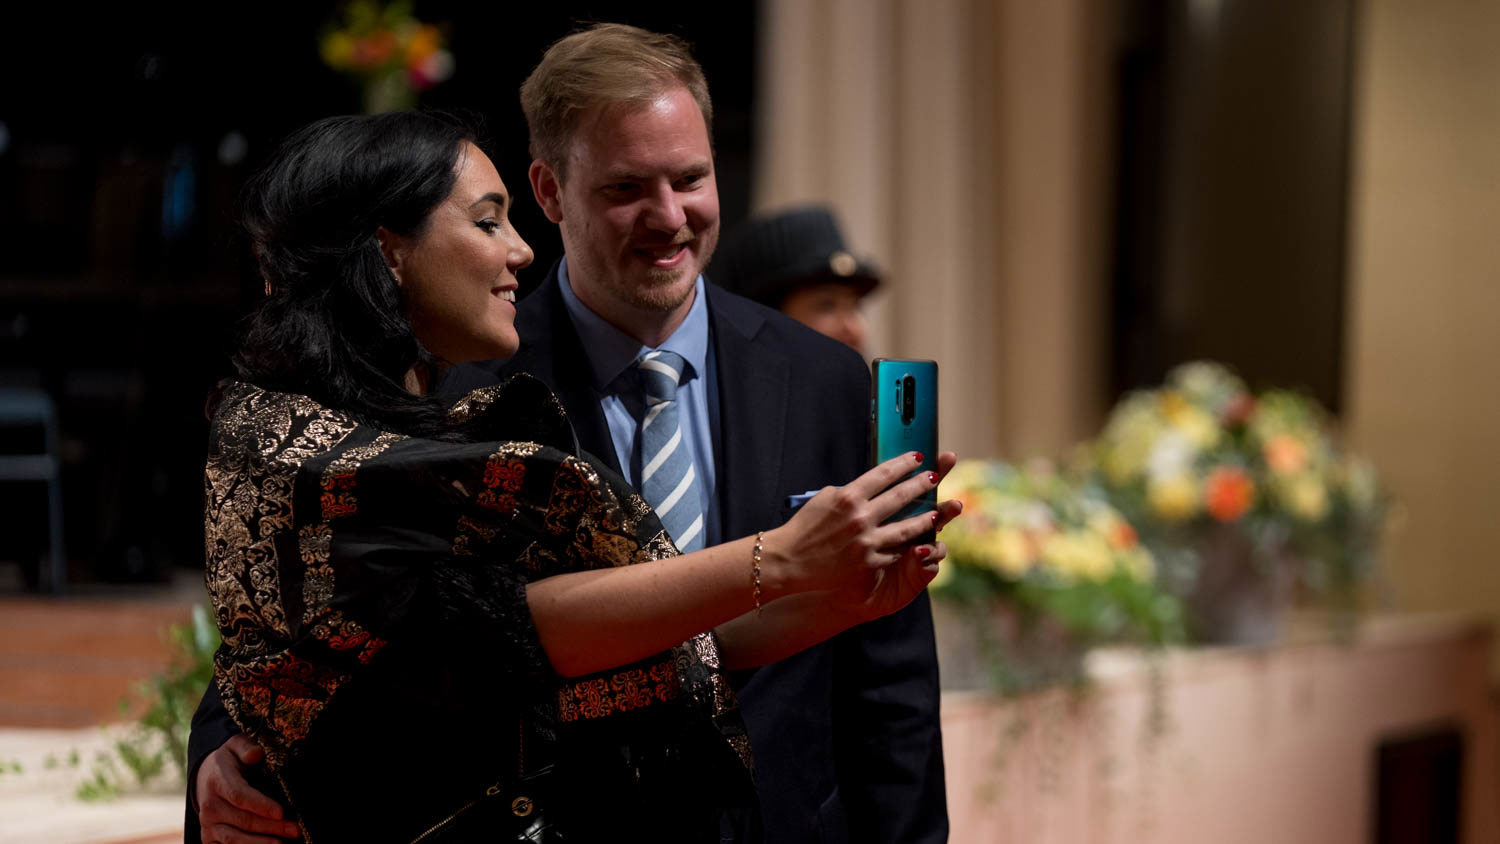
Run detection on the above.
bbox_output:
[556,259,717,543]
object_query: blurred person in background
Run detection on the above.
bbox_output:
[711,205,881,356]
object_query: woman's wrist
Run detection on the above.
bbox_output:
[754,526,795,603]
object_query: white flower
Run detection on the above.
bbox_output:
[1147,430,1196,481]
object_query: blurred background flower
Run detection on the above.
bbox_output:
[1080,361,1388,642]
[933,459,1182,694]
[319,1,454,113]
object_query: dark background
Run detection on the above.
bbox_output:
[0,2,758,582]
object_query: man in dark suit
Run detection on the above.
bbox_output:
[188,22,946,844]
[493,23,947,843]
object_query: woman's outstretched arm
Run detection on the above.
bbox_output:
[525,450,957,677]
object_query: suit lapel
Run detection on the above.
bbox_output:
[708,286,789,539]
[513,265,622,475]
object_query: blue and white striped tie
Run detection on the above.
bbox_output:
[636,350,704,553]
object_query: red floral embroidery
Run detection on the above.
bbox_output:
[483,458,526,492]
[556,660,678,722]
[319,492,356,518]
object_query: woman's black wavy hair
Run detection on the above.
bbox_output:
[232,111,482,438]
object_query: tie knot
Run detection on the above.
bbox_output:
[636,350,688,403]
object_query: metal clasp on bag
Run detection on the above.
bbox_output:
[484,783,534,818]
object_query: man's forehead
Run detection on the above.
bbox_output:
[567,91,710,157]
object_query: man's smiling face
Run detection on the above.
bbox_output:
[536,85,720,336]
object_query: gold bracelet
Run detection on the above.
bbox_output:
[751,531,764,617]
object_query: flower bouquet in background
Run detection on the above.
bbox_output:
[931,460,1183,695]
[1082,361,1386,644]
[320,1,454,113]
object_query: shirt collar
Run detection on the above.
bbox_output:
[557,256,711,393]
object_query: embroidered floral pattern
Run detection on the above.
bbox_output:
[557,662,679,722]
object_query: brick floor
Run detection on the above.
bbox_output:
[0,576,201,728]
[0,573,204,841]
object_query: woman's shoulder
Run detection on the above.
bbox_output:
[208,381,363,464]
[442,371,576,452]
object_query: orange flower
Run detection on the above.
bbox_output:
[406,24,441,65]
[1204,466,1255,523]
[1263,434,1307,475]
[352,31,397,70]
[1109,519,1138,550]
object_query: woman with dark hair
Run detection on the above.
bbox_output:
[202,110,957,842]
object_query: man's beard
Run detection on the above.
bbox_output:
[617,226,718,312]
[626,265,698,311]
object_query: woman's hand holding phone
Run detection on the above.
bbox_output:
[845,451,962,621]
[762,450,962,610]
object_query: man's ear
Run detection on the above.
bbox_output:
[529,159,566,224]
[375,225,405,284]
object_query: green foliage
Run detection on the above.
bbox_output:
[76,604,219,801]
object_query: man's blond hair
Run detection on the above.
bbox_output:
[520,23,713,178]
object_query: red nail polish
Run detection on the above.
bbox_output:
[930,512,940,525]
[913,452,924,463]
[927,472,938,484]
[916,546,931,559]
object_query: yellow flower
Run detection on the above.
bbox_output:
[1103,445,1146,485]
[988,528,1034,578]
[1121,547,1156,581]
[1100,395,1162,484]
[1042,532,1114,583]
[1173,406,1221,451]
[1147,474,1200,522]
[939,460,990,498]
[1284,474,1329,522]
[321,31,356,69]
[1159,389,1190,422]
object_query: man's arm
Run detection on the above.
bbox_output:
[185,683,299,843]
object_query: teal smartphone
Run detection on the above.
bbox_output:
[871,358,939,545]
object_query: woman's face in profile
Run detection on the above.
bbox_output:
[385,142,534,364]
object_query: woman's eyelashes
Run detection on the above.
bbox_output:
[475,219,501,234]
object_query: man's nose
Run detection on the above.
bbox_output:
[642,183,687,233]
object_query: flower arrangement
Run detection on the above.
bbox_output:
[319,1,455,113]
[932,460,1183,692]
[1084,361,1385,637]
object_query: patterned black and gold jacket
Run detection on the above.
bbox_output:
[204,375,753,840]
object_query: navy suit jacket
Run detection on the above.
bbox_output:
[441,265,947,844]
